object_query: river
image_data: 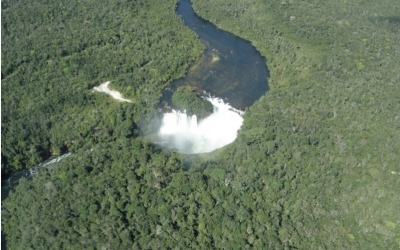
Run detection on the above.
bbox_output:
[157,0,269,153]
[170,0,269,110]
[2,0,269,248]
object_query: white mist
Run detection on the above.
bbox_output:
[158,97,243,154]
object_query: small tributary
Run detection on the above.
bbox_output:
[2,1,270,247]
[1,153,72,250]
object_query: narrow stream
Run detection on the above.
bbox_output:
[1,153,72,249]
[2,1,269,248]
[2,0,270,201]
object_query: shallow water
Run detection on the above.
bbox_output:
[157,0,269,154]
[171,0,269,110]
[2,1,270,247]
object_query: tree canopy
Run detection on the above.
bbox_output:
[172,86,213,120]
[2,0,399,249]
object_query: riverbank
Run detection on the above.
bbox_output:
[93,81,133,103]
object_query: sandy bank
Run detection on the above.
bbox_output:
[93,81,132,103]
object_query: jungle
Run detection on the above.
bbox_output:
[1,0,399,249]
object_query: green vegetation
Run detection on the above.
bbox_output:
[172,86,213,120]
[2,0,400,249]
[190,0,400,248]
[2,140,190,249]
[1,0,203,176]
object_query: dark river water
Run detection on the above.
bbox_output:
[1,1,268,248]
[170,0,269,110]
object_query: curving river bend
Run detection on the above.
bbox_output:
[171,0,269,110]
[2,1,269,248]
[157,0,269,154]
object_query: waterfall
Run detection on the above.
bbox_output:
[158,97,243,154]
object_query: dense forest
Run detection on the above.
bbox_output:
[1,0,203,175]
[171,86,213,120]
[2,0,399,249]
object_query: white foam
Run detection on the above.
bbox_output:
[158,97,243,154]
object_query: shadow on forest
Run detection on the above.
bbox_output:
[374,15,400,25]
[386,16,400,24]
